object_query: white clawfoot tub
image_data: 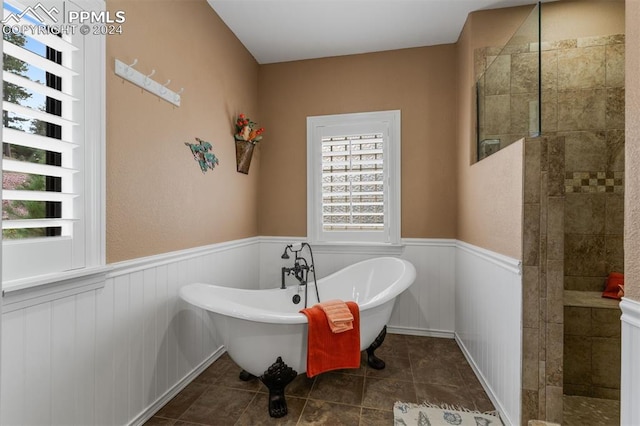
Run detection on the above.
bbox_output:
[179,256,416,377]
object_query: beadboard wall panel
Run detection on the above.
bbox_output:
[455,241,523,426]
[2,237,515,426]
[1,238,258,426]
[621,298,640,426]
[389,240,456,335]
[258,237,457,336]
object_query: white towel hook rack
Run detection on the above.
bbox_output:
[114,58,182,107]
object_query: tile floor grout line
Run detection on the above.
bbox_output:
[171,383,212,425]
[233,391,259,426]
[306,395,371,409]
[295,397,310,426]
[360,362,368,408]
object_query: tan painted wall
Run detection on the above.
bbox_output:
[106,1,259,263]
[456,6,532,259]
[103,0,629,265]
[257,46,458,238]
[542,0,625,41]
[626,0,640,301]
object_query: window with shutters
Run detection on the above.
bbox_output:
[307,110,400,245]
[2,0,105,287]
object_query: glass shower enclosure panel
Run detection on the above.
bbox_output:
[476,3,541,161]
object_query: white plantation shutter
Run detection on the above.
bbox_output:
[308,111,401,245]
[2,0,105,284]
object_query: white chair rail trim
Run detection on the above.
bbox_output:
[108,236,260,278]
[621,297,640,328]
[456,240,522,275]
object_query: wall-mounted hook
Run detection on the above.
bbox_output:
[160,79,171,94]
[126,58,138,76]
[174,88,184,102]
[144,69,156,86]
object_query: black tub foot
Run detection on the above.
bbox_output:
[239,370,256,381]
[366,325,387,370]
[259,356,298,418]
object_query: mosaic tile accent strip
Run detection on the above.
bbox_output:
[565,171,624,193]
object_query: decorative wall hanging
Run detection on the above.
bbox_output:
[114,58,184,107]
[185,137,219,173]
[234,113,265,174]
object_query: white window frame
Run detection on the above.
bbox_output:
[1,0,107,299]
[307,110,401,248]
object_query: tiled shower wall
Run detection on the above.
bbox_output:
[522,136,565,425]
[477,33,625,161]
[476,42,541,153]
[564,302,621,399]
[549,34,625,401]
[543,34,626,293]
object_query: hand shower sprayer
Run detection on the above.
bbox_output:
[280,246,290,259]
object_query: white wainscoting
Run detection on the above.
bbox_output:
[621,298,640,426]
[258,237,457,337]
[455,241,522,426]
[1,236,518,426]
[1,237,259,426]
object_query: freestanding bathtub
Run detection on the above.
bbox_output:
[180,256,416,416]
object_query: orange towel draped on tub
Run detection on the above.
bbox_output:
[300,301,361,378]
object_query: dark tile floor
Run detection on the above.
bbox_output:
[145,334,495,425]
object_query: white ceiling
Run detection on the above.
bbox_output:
[207,0,543,64]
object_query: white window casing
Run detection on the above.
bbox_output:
[307,110,401,247]
[2,0,106,291]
